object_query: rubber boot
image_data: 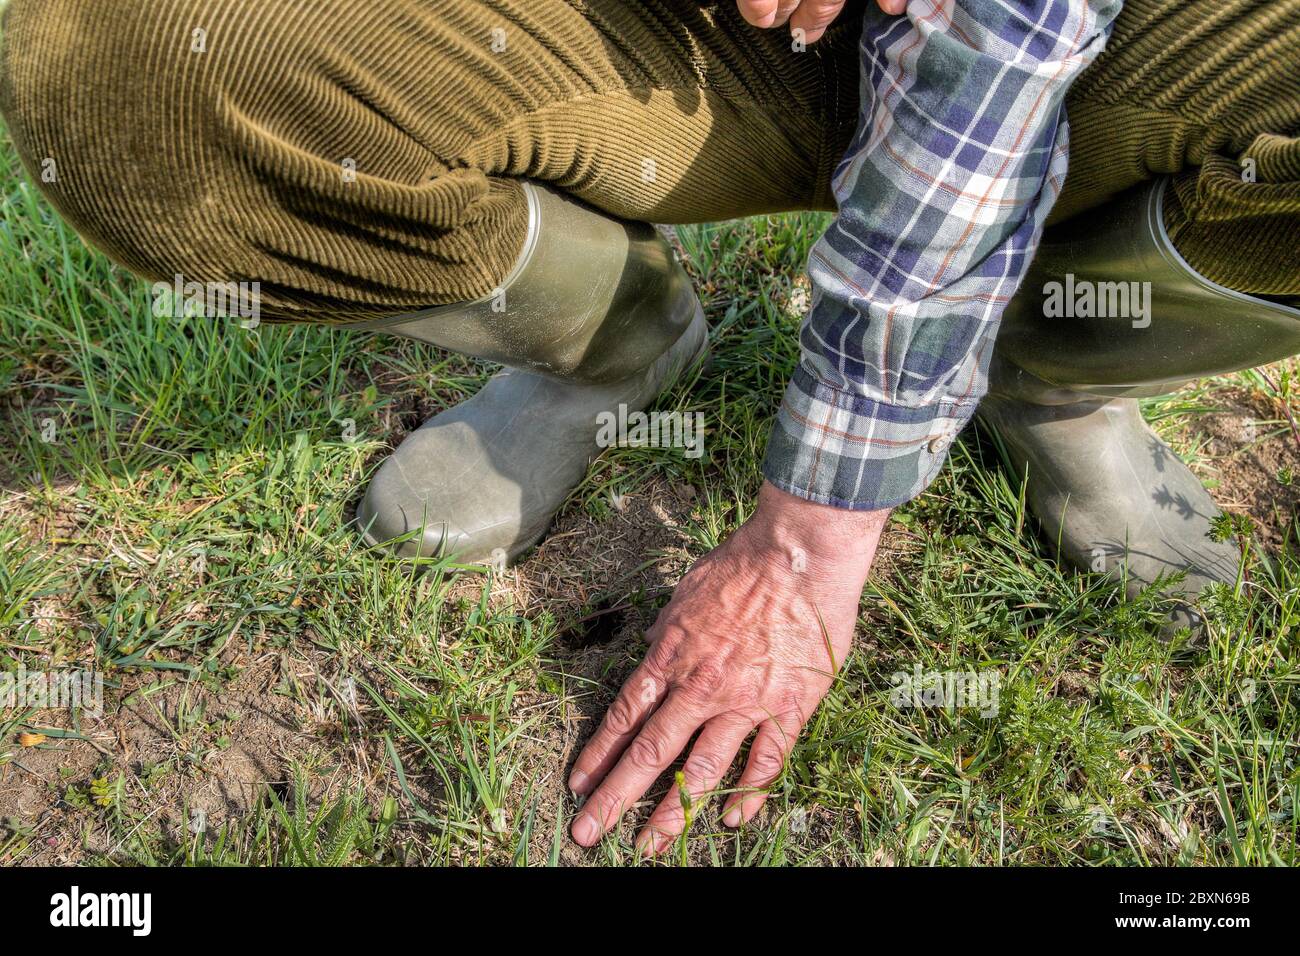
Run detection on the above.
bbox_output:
[982,178,1300,630]
[355,182,708,564]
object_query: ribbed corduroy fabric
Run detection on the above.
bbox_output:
[1056,0,1300,295]
[0,0,863,321]
[0,0,1296,323]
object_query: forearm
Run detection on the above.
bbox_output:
[765,0,1124,511]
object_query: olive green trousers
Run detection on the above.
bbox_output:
[1,0,1297,323]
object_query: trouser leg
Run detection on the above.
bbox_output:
[0,0,862,324]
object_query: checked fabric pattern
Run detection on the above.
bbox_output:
[764,0,1123,510]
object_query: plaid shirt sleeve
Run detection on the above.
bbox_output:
[762,0,1123,510]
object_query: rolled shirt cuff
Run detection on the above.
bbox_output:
[761,364,978,511]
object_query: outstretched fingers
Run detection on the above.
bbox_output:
[568,661,667,797]
[637,715,755,854]
[570,692,706,847]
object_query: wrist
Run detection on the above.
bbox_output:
[745,481,890,582]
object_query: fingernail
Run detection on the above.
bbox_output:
[568,770,588,794]
[722,806,743,828]
[571,813,600,846]
[637,827,669,856]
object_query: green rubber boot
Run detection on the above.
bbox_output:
[356,183,708,564]
[982,178,1300,629]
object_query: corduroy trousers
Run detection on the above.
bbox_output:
[1,0,1297,324]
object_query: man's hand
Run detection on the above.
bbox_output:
[568,481,889,853]
[736,0,907,45]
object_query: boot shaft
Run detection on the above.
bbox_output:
[995,178,1300,401]
[360,183,698,385]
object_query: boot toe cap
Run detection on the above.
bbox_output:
[355,433,532,566]
[356,470,455,561]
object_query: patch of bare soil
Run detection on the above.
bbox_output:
[1183,386,1300,551]
[2,466,738,865]
[1,649,383,865]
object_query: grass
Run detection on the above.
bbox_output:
[1,117,1297,867]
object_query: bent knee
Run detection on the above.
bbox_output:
[1,0,517,318]
[0,0,240,280]
[0,0,351,295]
